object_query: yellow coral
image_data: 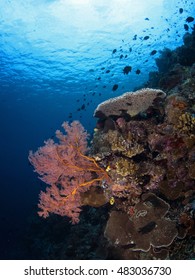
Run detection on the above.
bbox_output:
[116,158,138,177]
[109,196,115,205]
[106,165,111,172]
[108,130,144,158]
[176,112,195,136]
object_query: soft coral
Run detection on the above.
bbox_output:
[29,121,110,223]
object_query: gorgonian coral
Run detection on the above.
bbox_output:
[29,121,110,223]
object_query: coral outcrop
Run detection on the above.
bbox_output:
[91,83,195,259]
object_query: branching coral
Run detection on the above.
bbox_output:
[115,158,138,177]
[176,112,195,136]
[108,130,145,158]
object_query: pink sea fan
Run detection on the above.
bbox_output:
[28,121,89,185]
[55,121,89,153]
[29,121,110,223]
[29,139,63,185]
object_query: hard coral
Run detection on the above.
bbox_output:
[109,130,145,158]
[104,193,178,252]
[176,112,195,136]
[94,88,166,118]
[115,158,138,177]
[80,186,109,207]
[138,162,165,190]
[165,94,188,124]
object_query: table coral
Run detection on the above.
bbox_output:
[94,88,166,118]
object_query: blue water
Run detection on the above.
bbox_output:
[0,0,195,259]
